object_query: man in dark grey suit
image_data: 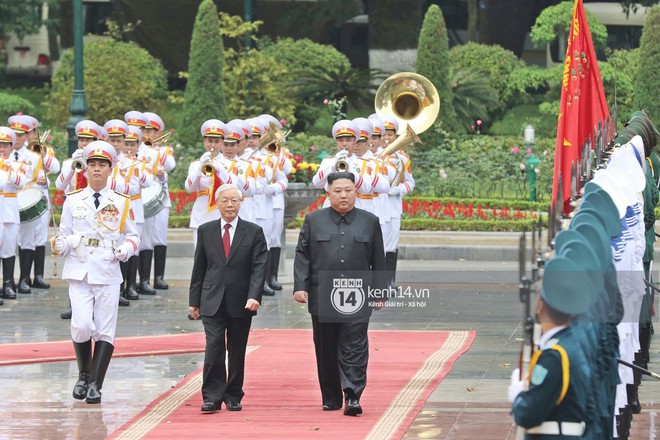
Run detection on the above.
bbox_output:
[294,171,387,416]
[189,184,268,413]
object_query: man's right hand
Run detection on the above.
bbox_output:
[189,306,201,320]
[72,149,84,160]
[335,149,349,159]
[293,291,308,303]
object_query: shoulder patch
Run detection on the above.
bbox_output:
[530,364,549,386]
[67,188,84,196]
[114,191,129,198]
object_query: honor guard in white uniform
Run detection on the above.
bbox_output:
[124,111,157,295]
[142,112,175,290]
[21,115,61,290]
[259,114,292,291]
[352,117,389,217]
[229,119,264,224]
[51,141,139,404]
[381,117,415,286]
[185,120,235,248]
[7,115,42,294]
[1,127,27,301]
[313,119,373,209]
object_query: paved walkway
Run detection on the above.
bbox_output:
[1,236,659,438]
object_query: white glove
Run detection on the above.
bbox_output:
[215,163,230,183]
[388,185,402,196]
[51,236,66,255]
[114,243,132,262]
[265,184,277,195]
[72,149,84,160]
[65,234,82,249]
[508,368,525,402]
[335,149,349,159]
[199,151,212,163]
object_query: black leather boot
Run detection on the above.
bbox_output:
[32,246,50,289]
[123,256,140,300]
[72,340,92,400]
[61,304,72,319]
[269,248,283,290]
[86,341,115,404]
[262,251,275,296]
[627,383,641,414]
[118,296,130,307]
[385,252,396,287]
[153,245,169,290]
[138,250,156,295]
[17,248,33,294]
[2,257,17,300]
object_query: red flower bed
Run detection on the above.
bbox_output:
[402,199,537,221]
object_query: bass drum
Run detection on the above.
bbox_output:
[19,187,48,223]
[142,181,168,218]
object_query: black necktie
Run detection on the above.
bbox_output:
[14,151,18,160]
[93,193,101,209]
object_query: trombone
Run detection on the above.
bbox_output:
[27,129,51,156]
[374,72,440,158]
[143,130,174,147]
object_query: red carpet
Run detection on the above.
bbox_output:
[109,329,475,440]
[0,333,206,366]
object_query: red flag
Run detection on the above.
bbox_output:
[552,0,610,214]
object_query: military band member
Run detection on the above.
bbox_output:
[352,117,389,217]
[0,133,7,305]
[23,115,61,290]
[7,115,42,294]
[382,117,415,287]
[143,112,175,291]
[229,119,262,223]
[185,120,234,249]
[1,127,27,301]
[51,141,139,404]
[312,119,373,210]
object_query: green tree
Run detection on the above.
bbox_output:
[530,1,608,49]
[45,38,167,127]
[179,0,228,148]
[449,67,499,132]
[416,4,460,133]
[0,0,59,41]
[635,6,660,122]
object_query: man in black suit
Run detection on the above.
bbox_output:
[294,171,387,416]
[189,183,268,413]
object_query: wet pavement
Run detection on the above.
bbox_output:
[1,255,658,439]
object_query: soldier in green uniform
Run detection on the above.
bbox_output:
[509,256,596,439]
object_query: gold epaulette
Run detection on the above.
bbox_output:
[114,191,129,198]
[67,188,84,196]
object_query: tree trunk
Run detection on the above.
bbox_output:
[466,0,478,42]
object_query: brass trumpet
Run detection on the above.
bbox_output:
[201,149,218,177]
[72,158,86,173]
[27,129,51,156]
[144,130,174,147]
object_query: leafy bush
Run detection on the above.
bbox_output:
[449,42,525,116]
[286,132,337,162]
[46,38,168,127]
[636,6,660,123]
[600,49,639,124]
[0,91,35,119]
[178,0,228,148]
[400,218,543,232]
[450,66,499,131]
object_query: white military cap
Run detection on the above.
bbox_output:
[332,119,359,141]
[83,140,118,166]
[200,119,226,138]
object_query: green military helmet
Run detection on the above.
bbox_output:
[571,220,612,269]
[553,229,584,254]
[581,187,620,226]
[541,256,596,315]
[555,234,605,294]
[574,205,621,238]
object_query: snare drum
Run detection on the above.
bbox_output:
[18,187,48,223]
[142,181,168,218]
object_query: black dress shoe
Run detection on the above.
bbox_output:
[118,296,130,307]
[32,276,51,289]
[344,398,362,416]
[124,285,139,300]
[153,277,169,290]
[139,281,156,295]
[61,308,72,319]
[269,277,283,291]
[187,313,194,320]
[225,400,242,411]
[17,279,31,294]
[2,283,16,300]
[323,403,342,411]
[201,401,221,413]
[262,281,275,296]
[72,372,90,400]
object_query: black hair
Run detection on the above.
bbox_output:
[327,172,355,185]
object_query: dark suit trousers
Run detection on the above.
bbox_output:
[311,315,369,406]
[201,301,252,403]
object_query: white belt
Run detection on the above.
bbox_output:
[84,238,116,249]
[527,421,586,436]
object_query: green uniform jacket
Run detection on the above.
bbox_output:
[512,326,591,440]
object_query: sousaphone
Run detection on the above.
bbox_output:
[375,72,440,157]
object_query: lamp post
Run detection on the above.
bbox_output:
[65,0,88,156]
[524,124,539,202]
